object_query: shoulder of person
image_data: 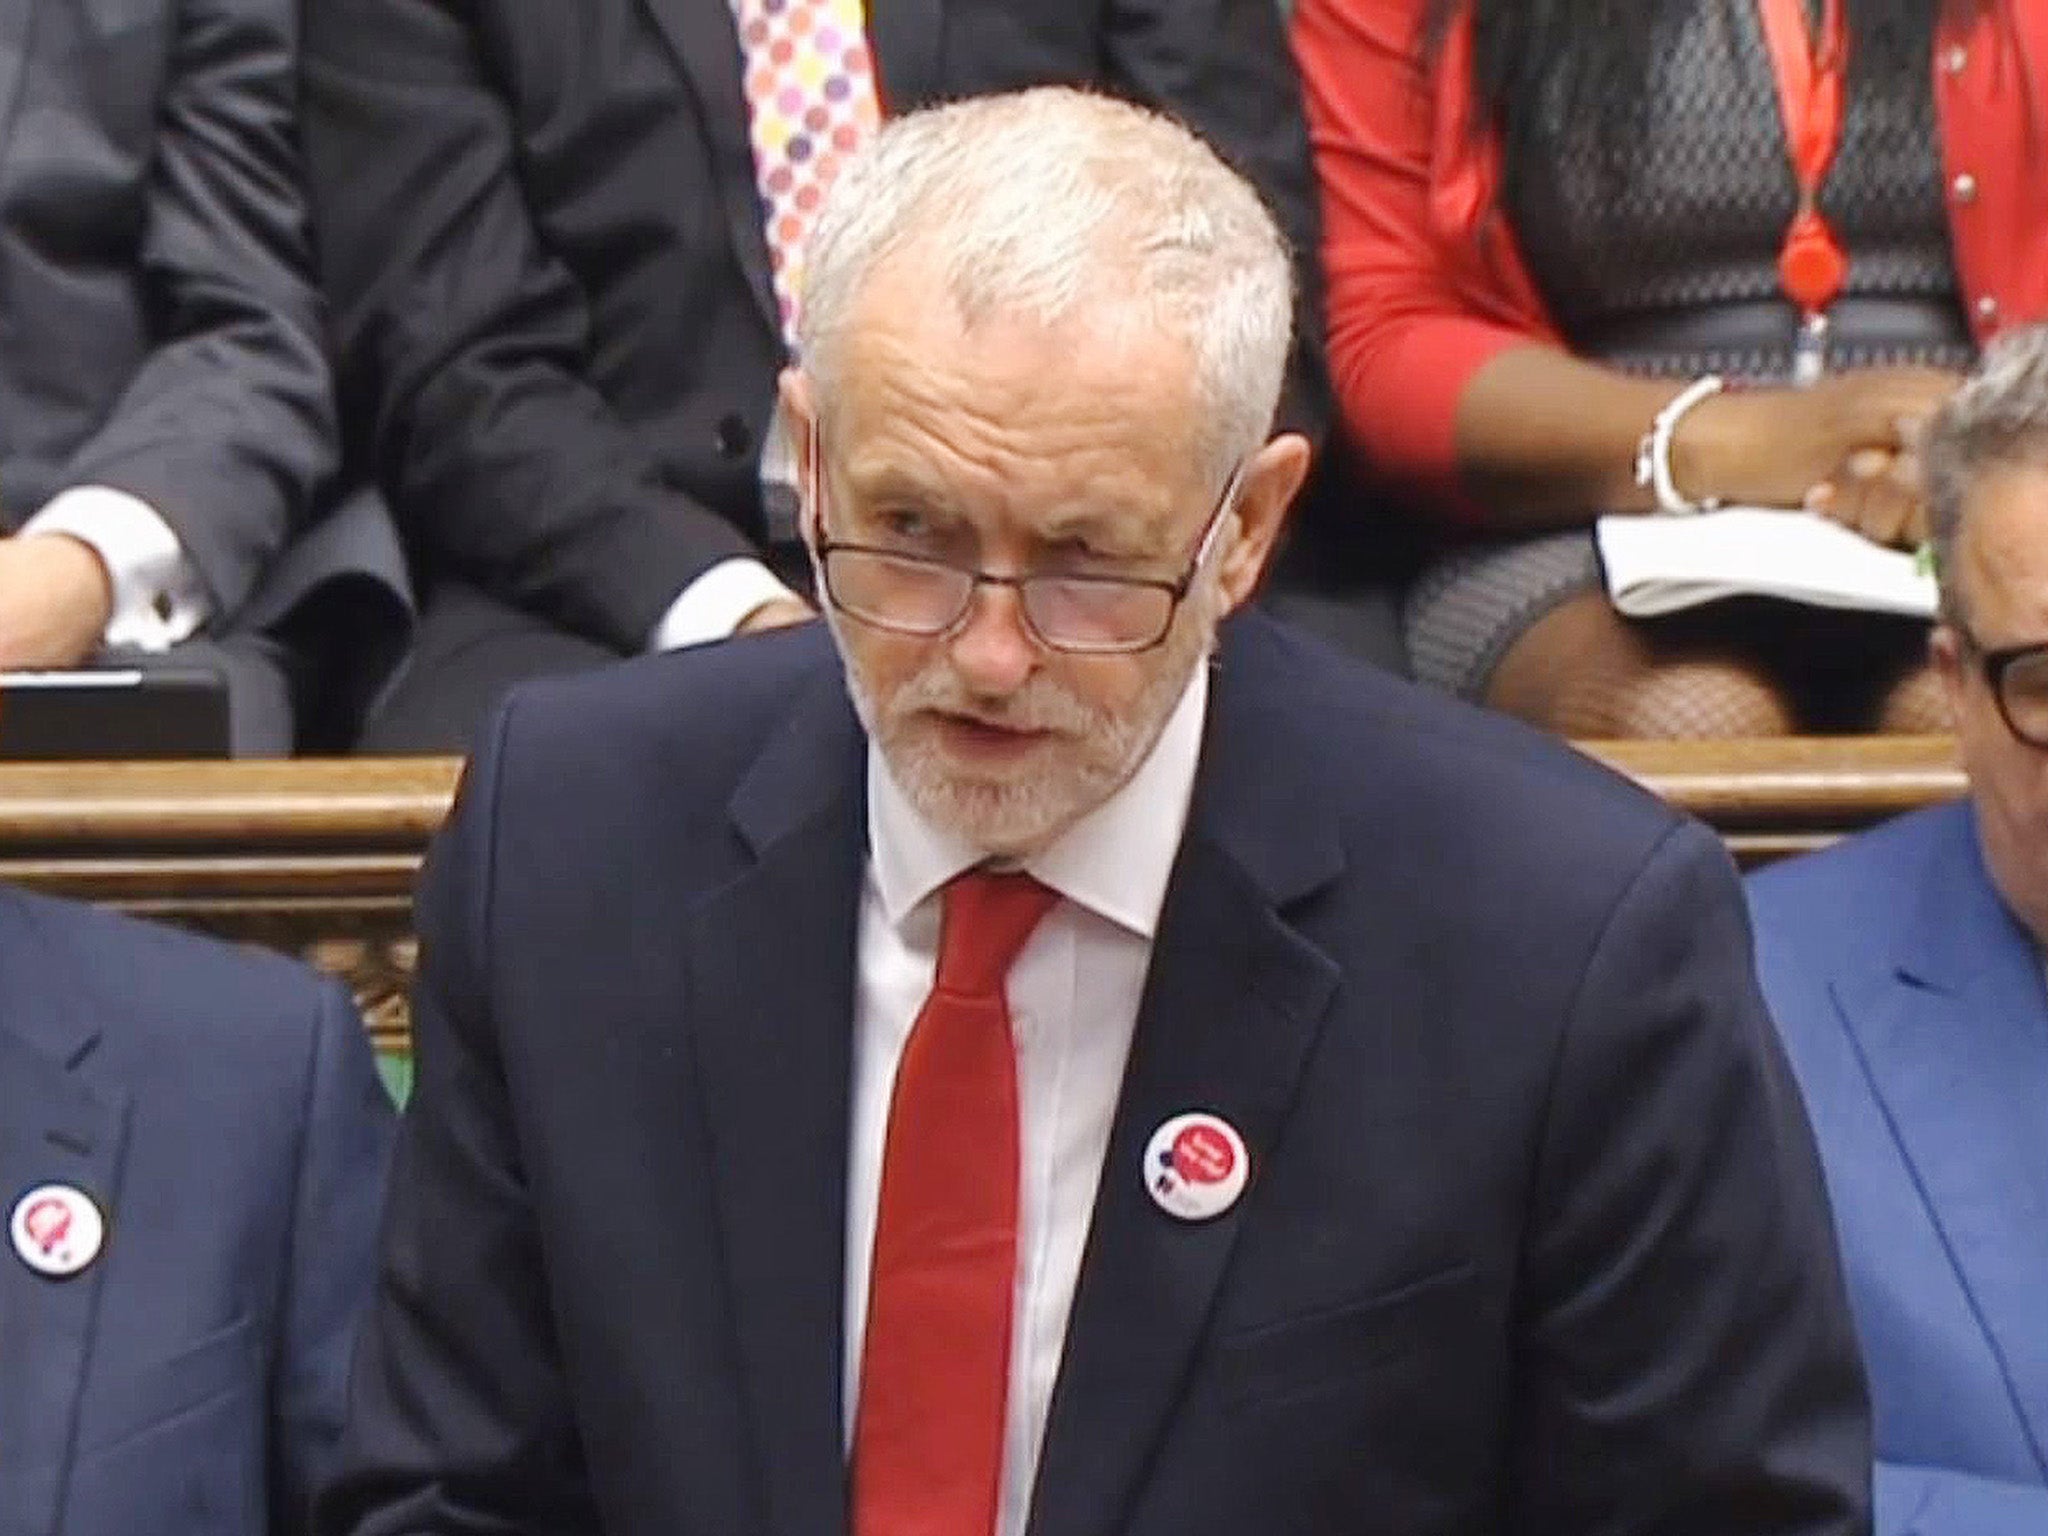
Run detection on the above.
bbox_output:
[1223,610,1692,893]
[468,620,849,823]
[1745,799,1971,942]
[1744,798,1966,921]
[0,885,351,1082]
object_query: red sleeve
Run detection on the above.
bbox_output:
[1291,0,1548,510]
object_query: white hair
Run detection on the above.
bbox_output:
[1923,322,2048,627]
[796,86,1294,483]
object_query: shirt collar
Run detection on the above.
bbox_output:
[868,662,1210,940]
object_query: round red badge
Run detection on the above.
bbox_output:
[1145,1112,1250,1222]
[1172,1123,1236,1185]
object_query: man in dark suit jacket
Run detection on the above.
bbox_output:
[0,0,406,753]
[1745,325,2048,1534]
[301,0,1334,752]
[1,888,395,1534]
[320,92,1866,1535]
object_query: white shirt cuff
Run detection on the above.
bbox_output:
[649,557,797,651]
[22,487,211,651]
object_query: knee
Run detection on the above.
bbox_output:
[1488,596,1799,738]
[1586,660,1799,739]
[1875,660,1953,734]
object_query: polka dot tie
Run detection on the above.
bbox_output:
[731,0,881,350]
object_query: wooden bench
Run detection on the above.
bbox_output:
[0,737,1966,1054]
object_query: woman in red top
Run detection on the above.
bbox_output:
[1293,0,2048,736]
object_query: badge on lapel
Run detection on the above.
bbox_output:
[10,1184,105,1278]
[1144,1112,1249,1222]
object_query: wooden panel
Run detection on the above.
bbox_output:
[0,740,1970,1052]
[0,758,459,849]
[1582,735,1964,864]
[0,759,457,1055]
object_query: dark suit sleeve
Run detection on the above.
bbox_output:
[59,0,337,621]
[269,979,397,1535]
[301,0,756,654]
[316,701,604,1536]
[1099,0,1332,448]
[1513,819,1871,1535]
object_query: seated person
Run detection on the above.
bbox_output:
[1747,324,2048,1532]
[1292,0,2048,737]
[301,0,1333,753]
[2,888,395,1533]
[0,0,403,754]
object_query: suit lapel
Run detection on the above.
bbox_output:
[1832,813,2048,1474]
[1028,627,1345,1536]
[685,672,867,1536]
[0,1017,126,1536]
[636,0,778,335]
[866,0,944,112]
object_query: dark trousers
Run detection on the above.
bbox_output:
[111,631,296,756]
[354,581,621,755]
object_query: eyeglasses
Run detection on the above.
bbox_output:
[806,427,1242,655]
[1959,631,2048,747]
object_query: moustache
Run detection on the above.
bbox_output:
[889,665,1104,736]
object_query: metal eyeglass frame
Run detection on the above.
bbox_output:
[804,420,1243,655]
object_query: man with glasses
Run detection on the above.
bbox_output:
[323,89,1867,1536]
[1747,323,2048,1534]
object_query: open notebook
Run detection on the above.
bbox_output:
[1595,507,1937,620]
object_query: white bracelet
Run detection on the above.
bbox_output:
[1633,375,1726,515]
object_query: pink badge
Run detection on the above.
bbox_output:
[10,1184,104,1278]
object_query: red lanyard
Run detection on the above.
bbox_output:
[1756,0,1849,375]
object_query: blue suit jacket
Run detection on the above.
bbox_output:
[324,612,1869,1536]
[0,889,395,1536]
[1749,802,2048,1535]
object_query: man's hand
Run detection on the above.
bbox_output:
[0,534,115,668]
[735,596,816,635]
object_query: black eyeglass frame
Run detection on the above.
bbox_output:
[1958,629,2048,748]
[803,422,1245,655]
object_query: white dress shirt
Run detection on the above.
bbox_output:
[845,661,1209,1536]
[22,487,209,650]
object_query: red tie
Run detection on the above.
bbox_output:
[852,870,1060,1536]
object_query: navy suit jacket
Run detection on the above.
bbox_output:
[323,613,1867,1536]
[0,891,395,1536]
[1749,803,2048,1535]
